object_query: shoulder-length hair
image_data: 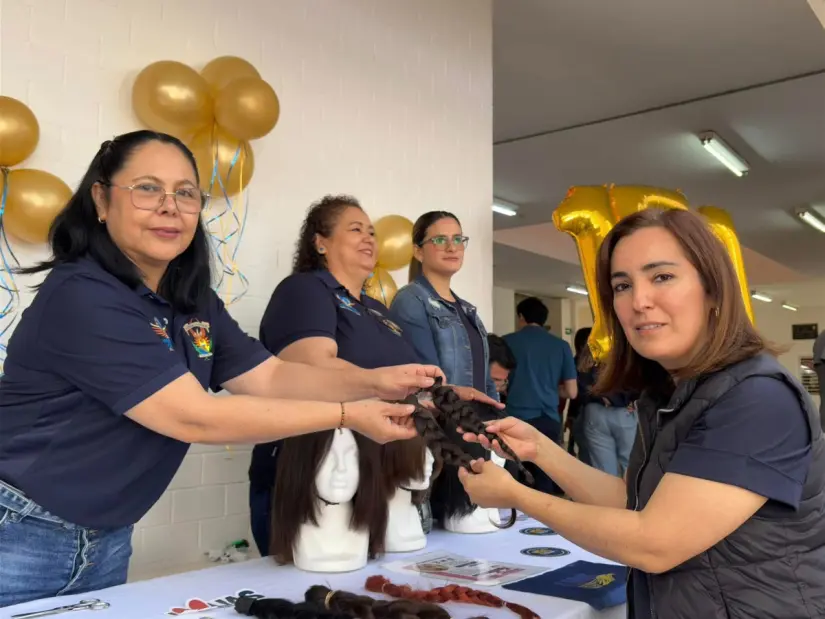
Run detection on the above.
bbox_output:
[18,130,212,313]
[381,436,427,504]
[594,208,770,395]
[292,195,362,274]
[270,430,388,564]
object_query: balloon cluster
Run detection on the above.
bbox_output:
[363,215,415,307]
[132,56,280,304]
[553,184,754,362]
[0,96,73,369]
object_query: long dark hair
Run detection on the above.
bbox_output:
[270,430,388,564]
[594,208,770,395]
[407,211,461,282]
[18,130,212,313]
[292,195,362,274]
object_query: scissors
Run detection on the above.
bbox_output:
[11,599,109,618]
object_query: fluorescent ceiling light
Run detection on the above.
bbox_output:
[492,199,518,217]
[751,291,772,303]
[781,303,798,312]
[566,285,588,296]
[796,209,825,234]
[698,131,749,177]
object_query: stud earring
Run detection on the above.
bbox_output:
[712,307,720,317]
[98,216,105,224]
[318,247,326,254]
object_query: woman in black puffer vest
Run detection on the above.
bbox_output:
[456,208,825,619]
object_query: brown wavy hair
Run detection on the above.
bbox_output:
[593,208,771,396]
[270,430,388,563]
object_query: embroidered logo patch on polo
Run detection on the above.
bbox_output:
[520,547,570,557]
[150,317,174,351]
[335,293,360,315]
[366,308,403,336]
[183,319,213,359]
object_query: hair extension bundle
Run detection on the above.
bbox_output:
[365,576,540,619]
[235,595,350,619]
[305,585,451,619]
[382,435,429,504]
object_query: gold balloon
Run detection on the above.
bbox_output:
[0,96,40,167]
[375,215,414,271]
[2,169,71,244]
[188,126,254,197]
[364,268,398,307]
[132,61,213,137]
[608,184,688,220]
[214,77,280,141]
[201,56,261,97]
[698,206,755,324]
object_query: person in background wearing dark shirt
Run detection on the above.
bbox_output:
[457,208,825,619]
[248,197,498,555]
[504,297,577,495]
[487,333,517,403]
[564,327,592,465]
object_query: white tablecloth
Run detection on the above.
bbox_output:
[1,519,626,619]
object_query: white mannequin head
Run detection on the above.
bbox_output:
[315,428,359,504]
[404,447,435,491]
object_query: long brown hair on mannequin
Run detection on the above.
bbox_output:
[381,436,428,504]
[270,430,388,564]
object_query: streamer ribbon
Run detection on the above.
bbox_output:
[0,167,21,372]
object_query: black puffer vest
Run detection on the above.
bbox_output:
[626,354,825,619]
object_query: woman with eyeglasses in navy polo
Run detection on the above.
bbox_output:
[248,196,501,556]
[0,132,443,609]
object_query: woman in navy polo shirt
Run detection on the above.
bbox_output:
[248,195,499,555]
[0,132,443,608]
[458,209,825,618]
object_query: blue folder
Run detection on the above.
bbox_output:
[502,560,627,610]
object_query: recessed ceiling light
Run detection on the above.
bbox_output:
[751,291,772,303]
[492,199,519,217]
[566,285,588,296]
[781,302,798,312]
[796,208,825,234]
[698,131,749,177]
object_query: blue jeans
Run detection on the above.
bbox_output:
[524,415,563,495]
[583,403,638,477]
[0,480,133,608]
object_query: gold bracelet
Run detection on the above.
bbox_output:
[338,403,346,430]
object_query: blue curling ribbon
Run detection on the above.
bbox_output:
[202,134,250,306]
[0,167,21,372]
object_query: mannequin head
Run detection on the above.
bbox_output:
[316,428,360,504]
[271,430,388,563]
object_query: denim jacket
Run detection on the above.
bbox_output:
[389,276,497,400]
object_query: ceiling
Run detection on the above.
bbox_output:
[491,0,825,300]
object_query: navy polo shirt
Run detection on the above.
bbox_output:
[0,257,271,528]
[249,270,418,489]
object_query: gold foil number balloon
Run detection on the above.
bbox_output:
[214,77,280,141]
[188,126,255,198]
[0,97,40,167]
[375,215,414,271]
[132,61,214,138]
[201,56,261,97]
[2,169,71,244]
[364,268,399,307]
[553,185,749,362]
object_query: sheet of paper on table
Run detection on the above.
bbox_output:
[382,550,548,587]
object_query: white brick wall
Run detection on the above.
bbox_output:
[0,0,493,577]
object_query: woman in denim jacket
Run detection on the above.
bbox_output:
[389,211,497,401]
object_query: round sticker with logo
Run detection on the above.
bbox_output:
[520,547,570,558]
[519,526,557,536]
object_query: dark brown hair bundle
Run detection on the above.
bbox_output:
[270,429,388,564]
[365,576,540,619]
[381,436,428,504]
[305,585,451,619]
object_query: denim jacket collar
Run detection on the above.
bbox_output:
[414,275,477,316]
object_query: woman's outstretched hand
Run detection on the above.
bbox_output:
[448,385,505,409]
[459,416,542,462]
[457,459,520,508]
[370,364,445,400]
[343,400,417,443]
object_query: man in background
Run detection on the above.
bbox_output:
[814,329,825,430]
[487,334,517,403]
[504,297,577,495]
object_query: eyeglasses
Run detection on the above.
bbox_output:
[101,182,208,214]
[420,235,470,249]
